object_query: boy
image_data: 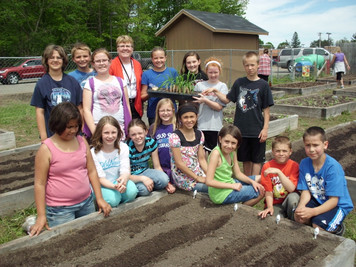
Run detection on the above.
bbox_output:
[258,136,299,220]
[202,51,274,176]
[294,126,353,235]
[68,43,96,89]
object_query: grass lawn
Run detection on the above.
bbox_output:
[0,89,355,258]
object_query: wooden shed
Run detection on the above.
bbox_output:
[156,9,268,84]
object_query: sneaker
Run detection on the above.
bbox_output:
[341,85,344,89]
[334,222,345,236]
[22,215,36,235]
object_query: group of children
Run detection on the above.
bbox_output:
[29,41,353,238]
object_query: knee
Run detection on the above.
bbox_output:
[136,183,150,196]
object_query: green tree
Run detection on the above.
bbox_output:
[277,40,290,49]
[351,33,356,42]
[290,32,301,48]
[264,42,275,49]
[310,39,334,47]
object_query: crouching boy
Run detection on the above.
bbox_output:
[294,126,353,235]
[258,136,299,220]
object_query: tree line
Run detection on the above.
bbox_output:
[0,0,248,57]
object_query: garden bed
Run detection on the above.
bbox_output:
[333,86,356,97]
[271,81,337,95]
[1,191,354,267]
[317,74,356,85]
[271,94,356,119]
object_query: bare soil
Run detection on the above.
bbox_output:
[273,81,328,88]
[0,192,341,267]
[277,94,354,107]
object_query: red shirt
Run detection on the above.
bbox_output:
[258,54,271,76]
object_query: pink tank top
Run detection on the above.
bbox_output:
[43,136,91,206]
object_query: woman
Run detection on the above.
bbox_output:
[330,48,350,88]
[109,35,143,119]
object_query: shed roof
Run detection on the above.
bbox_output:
[156,9,268,36]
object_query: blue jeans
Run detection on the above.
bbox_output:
[101,180,138,207]
[46,194,96,228]
[135,168,169,196]
[222,176,259,204]
[193,182,208,193]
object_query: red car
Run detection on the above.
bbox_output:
[0,58,46,84]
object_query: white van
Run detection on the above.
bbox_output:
[277,48,333,72]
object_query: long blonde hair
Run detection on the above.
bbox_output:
[151,98,176,136]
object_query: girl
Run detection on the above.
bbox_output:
[31,44,82,141]
[149,98,177,193]
[127,119,170,196]
[206,125,265,206]
[141,46,178,125]
[193,57,228,154]
[180,51,208,82]
[30,102,111,236]
[83,48,131,139]
[91,116,138,207]
[169,103,208,192]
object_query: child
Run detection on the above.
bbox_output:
[31,44,82,141]
[169,103,208,192]
[202,51,274,176]
[180,51,208,82]
[141,46,178,125]
[149,98,177,193]
[30,102,111,236]
[206,125,265,206]
[127,118,170,196]
[83,48,131,139]
[68,43,96,89]
[91,116,138,207]
[193,57,228,154]
[294,126,353,235]
[258,136,299,219]
[109,35,143,119]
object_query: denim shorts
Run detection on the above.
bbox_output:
[46,194,95,228]
[222,177,259,204]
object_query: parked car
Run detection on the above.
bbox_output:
[276,48,333,72]
[0,59,45,84]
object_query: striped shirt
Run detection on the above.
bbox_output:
[127,137,157,175]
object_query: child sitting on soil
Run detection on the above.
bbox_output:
[294,126,353,235]
[30,102,111,236]
[169,103,209,193]
[126,118,170,196]
[205,125,265,205]
[90,116,138,207]
[258,136,299,219]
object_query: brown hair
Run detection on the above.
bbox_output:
[42,44,68,72]
[242,51,259,64]
[303,126,327,142]
[217,125,242,150]
[91,116,123,154]
[180,51,202,74]
[151,98,176,136]
[128,118,148,133]
[272,136,292,150]
[151,46,166,57]
[49,102,82,135]
[91,48,112,63]
[71,43,91,58]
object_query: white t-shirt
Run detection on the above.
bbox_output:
[122,62,137,99]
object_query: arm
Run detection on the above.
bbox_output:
[141,84,148,101]
[344,55,351,71]
[35,107,47,141]
[258,191,274,218]
[198,144,208,174]
[263,167,296,193]
[151,149,164,172]
[171,146,206,183]
[85,139,111,216]
[130,174,154,192]
[30,144,51,236]
[193,94,223,111]
[202,88,230,104]
[83,89,96,135]
[259,106,270,143]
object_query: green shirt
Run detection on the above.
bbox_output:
[208,146,235,204]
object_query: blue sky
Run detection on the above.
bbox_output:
[245,0,356,47]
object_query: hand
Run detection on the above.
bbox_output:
[115,178,127,193]
[192,94,205,104]
[29,215,51,237]
[252,181,265,196]
[294,206,314,223]
[96,198,112,217]
[231,182,242,191]
[258,128,268,143]
[201,88,215,96]
[264,167,281,176]
[258,207,274,219]
[142,176,154,192]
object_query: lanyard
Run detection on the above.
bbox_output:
[119,57,133,86]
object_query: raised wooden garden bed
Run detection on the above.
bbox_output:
[268,114,298,138]
[271,82,337,95]
[333,86,356,97]
[0,129,15,151]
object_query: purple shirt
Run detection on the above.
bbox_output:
[335,53,344,62]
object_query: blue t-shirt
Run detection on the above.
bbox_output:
[297,154,354,215]
[127,136,158,175]
[30,73,82,137]
[68,69,96,89]
[141,67,178,119]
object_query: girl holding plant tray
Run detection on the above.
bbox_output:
[193,57,228,154]
[141,47,178,125]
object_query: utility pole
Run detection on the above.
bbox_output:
[326,32,332,46]
[318,32,322,47]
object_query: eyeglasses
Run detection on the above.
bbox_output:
[117,45,132,49]
[93,59,109,64]
[159,109,173,113]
